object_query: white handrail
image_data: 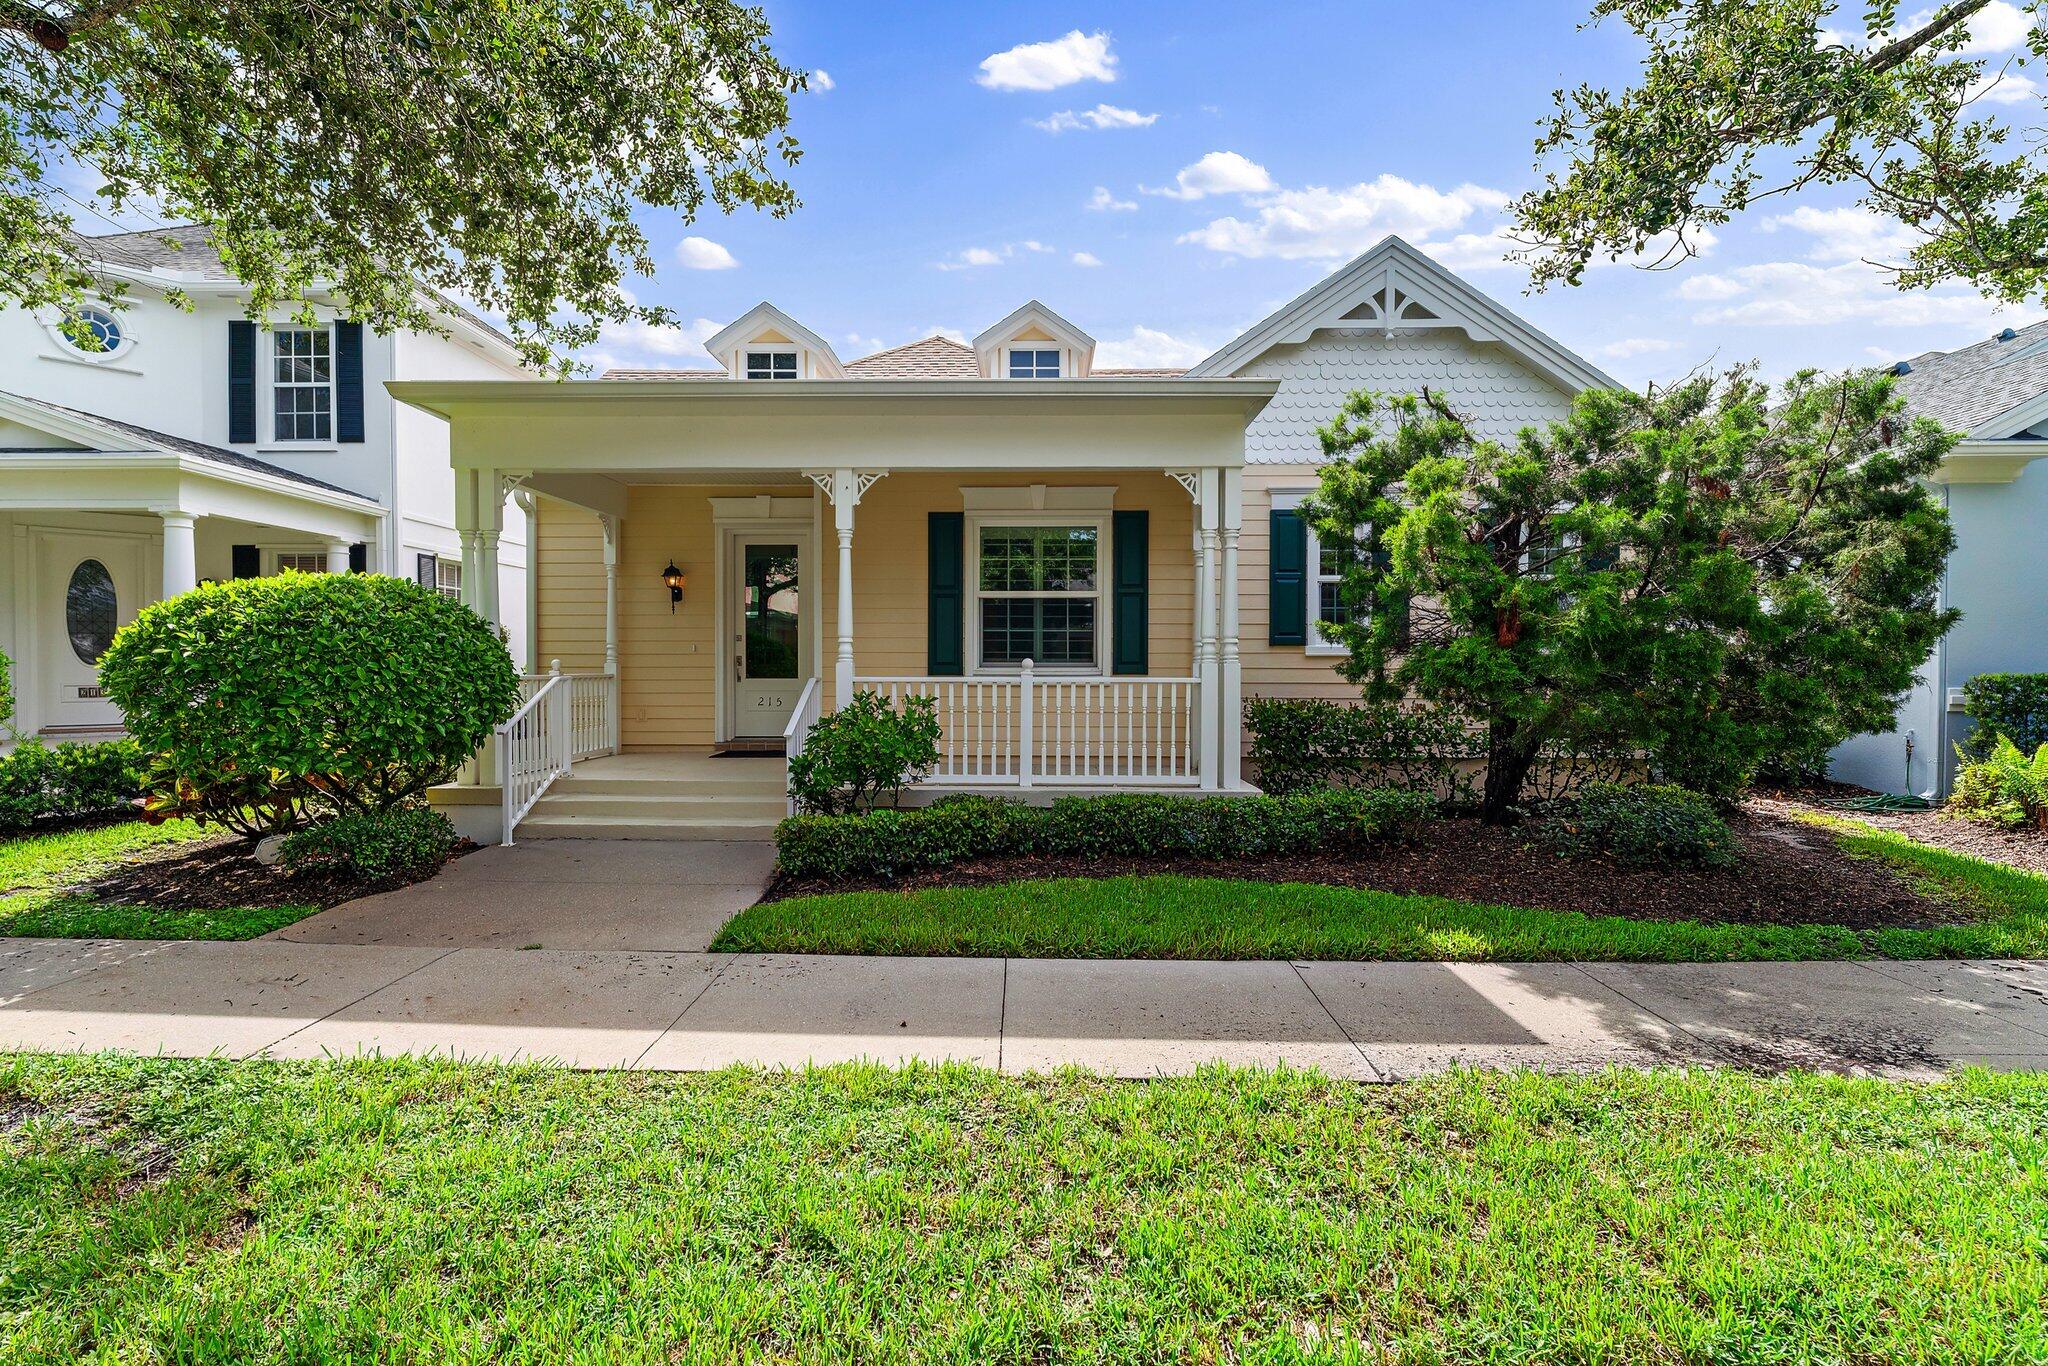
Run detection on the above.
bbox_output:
[497,661,571,844]
[854,662,1201,787]
[518,669,616,762]
[781,676,823,816]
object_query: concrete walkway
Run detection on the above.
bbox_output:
[2,936,2044,1078]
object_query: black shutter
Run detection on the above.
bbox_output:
[335,321,365,443]
[349,543,368,574]
[927,512,965,675]
[1112,510,1148,675]
[1269,508,1307,645]
[416,552,438,589]
[228,320,256,444]
[230,544,260,579]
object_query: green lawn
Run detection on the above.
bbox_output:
[1,1055,2042,1362]
[0,820,314,941]
[722,816,2048,962]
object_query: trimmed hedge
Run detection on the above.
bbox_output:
[1961,673,2048,758]
[1242,697,1475,798]
[279,805,459,882]
[0,738,146,830]
[1540,782,1739,870]
[774,788,1435,882]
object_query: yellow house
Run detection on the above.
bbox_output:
[394,237,1614,843]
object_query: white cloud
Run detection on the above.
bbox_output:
[674,236,738,271]
[1599,337,1677,359]
[1763,205,1921,264]
[1088,185,1138,212]
[590,315,723,367]
[810,69,835,91]
[1181,175,1504,259]
[922,326,970,345]
[845,331,884,351]
[1823,2,2035,55]
[1034,103,1159,133]
[1144,151,1275,201]
[1071,251,1103,267]
[934,241,1056,271]
[1970,65,2039,103]
[976,30,1117,91]
[1095,326,1212,369]
[1681,258,2045,328]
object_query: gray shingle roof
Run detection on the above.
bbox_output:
[600,368,728,380]
[1890,319,2048,435]
[0,391,370,501]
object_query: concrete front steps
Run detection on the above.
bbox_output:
[515,759,786,841]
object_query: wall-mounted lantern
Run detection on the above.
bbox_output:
[661,560,685,613]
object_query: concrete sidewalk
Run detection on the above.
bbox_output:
[3,937,2045,1078]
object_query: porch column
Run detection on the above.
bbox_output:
[1219,467,1244,789]
[1196,469,1221,790]
[160,511,197,597]
[453,470,488,787]
[808,468,887,708]
[600,512,621,752]
[325,540,352,575]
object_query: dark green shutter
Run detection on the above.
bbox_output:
[228,321,256,443]
[928,512,965,675]
[1269,508,1307,645]
[336,321,365,443]
[348,542,368,574]
[230,544,260,579]
[1112,510,1148,675]
[417,553,438,589]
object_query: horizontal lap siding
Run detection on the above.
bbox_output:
[1239,465,1356,700]
[533,498,606,675]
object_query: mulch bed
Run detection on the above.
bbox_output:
[766,802,1972,930]
[77,831,478,912]
[1755,793,2048,879]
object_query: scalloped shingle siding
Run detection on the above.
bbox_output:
[1238,330,1574,463]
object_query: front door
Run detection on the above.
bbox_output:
[37,531,146,732]
[730,537,805,737]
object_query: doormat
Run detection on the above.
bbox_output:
[711,742,784,757]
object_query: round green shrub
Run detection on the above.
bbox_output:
[1541,782,1739,870]
[98,573,517,837]
[0,738,145,829]
[280,804,459,882]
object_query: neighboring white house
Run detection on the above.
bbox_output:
[0,226,533,741]
[395,236,1621,842]
[1829,323,2048,797]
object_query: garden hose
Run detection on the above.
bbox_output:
[1823,793,1934,813]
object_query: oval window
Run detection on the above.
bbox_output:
[61,306,123,356]
[66,559,118,665]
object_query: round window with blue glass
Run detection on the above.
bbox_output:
[62,306,124,356]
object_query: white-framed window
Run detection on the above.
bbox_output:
[272,326,334,442]
[275,552,329,575]
[1006,348,1061,379]
[744,349,798,380]
[969,519,1103,671]
[435,558,462,600]
[44,303,136,365]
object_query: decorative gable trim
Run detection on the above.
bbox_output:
[703,302,846,379]
[1183,235,1615,394]
[972,299,1096,378]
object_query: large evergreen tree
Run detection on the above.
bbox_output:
[1304,371,1959,821]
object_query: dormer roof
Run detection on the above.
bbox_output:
[972,300,1095,378]
[703,302,845,379]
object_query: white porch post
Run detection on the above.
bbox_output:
[1219,467,1244,789]
[1196,469,1221,790]
[325,540,352,575]
[159,511,197,597]
[600,512,621,753]
[514,491,540,671]
[454,469,488,787]
[808,468,887,708]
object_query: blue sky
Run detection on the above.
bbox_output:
[591,0,2046,386]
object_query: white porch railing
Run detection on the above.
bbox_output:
[517,666,616,763]
[856,660,1199,787]
[497,666,571,843]
[781,676,823,816]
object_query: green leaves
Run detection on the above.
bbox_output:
[787,691,943,816]
[1512,0,2048,305]
[1306,370,1959,816]
[4,0,806,373]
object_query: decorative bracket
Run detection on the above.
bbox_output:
[1166,470,1201,502]
[804,469,889,506]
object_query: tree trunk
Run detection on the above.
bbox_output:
[1481,719,1541,825]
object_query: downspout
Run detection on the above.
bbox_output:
[1932,482,1953,800]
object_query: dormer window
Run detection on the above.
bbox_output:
[745,350,798,380]
[1007,348,1061,379]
